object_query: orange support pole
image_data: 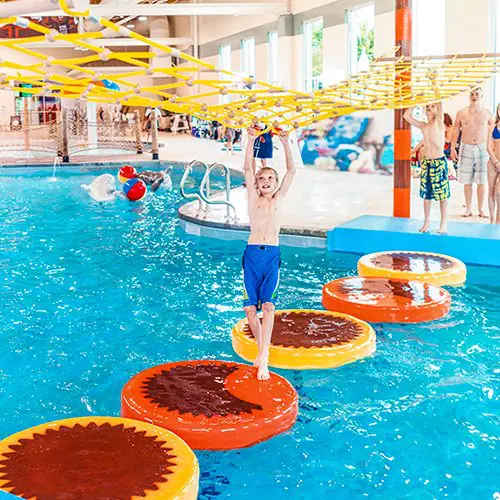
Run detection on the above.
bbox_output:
[394,0,412,218]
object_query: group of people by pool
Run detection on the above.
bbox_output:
[407,86,500,233]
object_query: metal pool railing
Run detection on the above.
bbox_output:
[180,160,237,221]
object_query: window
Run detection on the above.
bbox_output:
[413,0,446,56]
[219,44,231,72]
[412,0,446,144]
[268,31,279,85]
[347,3,375,75]
[303,18,323,92]
[219,44,231,104]
[241,38,256,77]
[493,0,500,106]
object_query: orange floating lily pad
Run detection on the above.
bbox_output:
[232,310,375,369]
[322,276,451,323]
[0,416,199,500]
[121,360,298,450]
[358,251,466,286]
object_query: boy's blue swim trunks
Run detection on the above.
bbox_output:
[242,245,280,310]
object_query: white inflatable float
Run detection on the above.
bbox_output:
[81,174,121,202]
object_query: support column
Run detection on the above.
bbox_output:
[23,99,30,152]
[393,0,412,218]
[134,110,143,154]
[87,101,98,150]
[61,109,70,163]
[56,110,63,158]
[151,109,159,160]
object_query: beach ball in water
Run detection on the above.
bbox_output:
[118,165,137,183]
[123,178,146,201]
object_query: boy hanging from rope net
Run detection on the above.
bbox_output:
[241,125,296,380]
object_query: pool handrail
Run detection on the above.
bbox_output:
[200,162,237,220]
[180,160,237,221]
[180,159,208,212]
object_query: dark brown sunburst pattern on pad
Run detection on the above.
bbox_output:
[142,363,263,418]
[0,422,176,500]
[369,252,454,272]
[243,311,363,348]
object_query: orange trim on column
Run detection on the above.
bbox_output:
[394,187,411,218]
[394,0,412,218]
[394,129,412,160]
[395,8,412,43]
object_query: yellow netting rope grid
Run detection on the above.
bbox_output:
[1,5,500,131]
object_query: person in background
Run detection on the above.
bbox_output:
[210,120,221,141]
[404,102,449,234]
[222,123,235,154]
[136,167,172,192]
[443,112,457,180]
[253,124,274,168]
[119,108,128,134]
[443,113,453,155]
[487,103,500,223]
[234,128,242,145]
[144,106,161,143]
[451,87,494,218]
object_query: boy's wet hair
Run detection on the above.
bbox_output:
[255,167,279,183]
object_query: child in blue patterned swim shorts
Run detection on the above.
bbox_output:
[404,102,450,234]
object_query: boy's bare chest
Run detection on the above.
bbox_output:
[251,200,279,217]
[425,122,443,136]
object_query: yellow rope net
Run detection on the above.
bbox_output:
[1,6,499,131]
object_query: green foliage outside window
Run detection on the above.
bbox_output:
[312,25,323,78]
[357,22,375,62]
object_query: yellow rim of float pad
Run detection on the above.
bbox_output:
[357,251,466,286]
[0,416,199,500]
[232,309,376,369]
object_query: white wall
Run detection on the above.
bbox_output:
[291,0,336,15]
[444,0,494,116]
[278,35,295,90]
[374,10,394,56]
[323,24,347,86]
[198,14,281,45]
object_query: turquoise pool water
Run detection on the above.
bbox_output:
[0,167,498,499]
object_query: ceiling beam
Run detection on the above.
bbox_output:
[24,37,194,49]
[24,3,288,17]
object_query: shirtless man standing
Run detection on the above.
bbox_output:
[242,126,295,380]
[451,87,495,217]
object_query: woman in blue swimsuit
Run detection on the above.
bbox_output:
[487,104,500,223]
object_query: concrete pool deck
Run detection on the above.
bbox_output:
[1,133,495,242]
[152,134,492,235]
